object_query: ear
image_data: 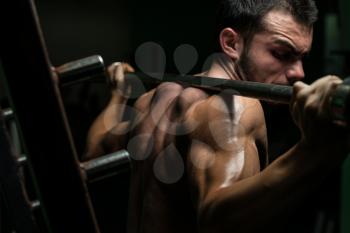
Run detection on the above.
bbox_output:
[219,28,243,60]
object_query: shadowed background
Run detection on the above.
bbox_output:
[0,0,349,232]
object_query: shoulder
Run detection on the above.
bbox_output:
[149,84,209,116]
[132,84,209,130]
[183,95,266,144]
[185,94,264,123]
[238,97,266,136]
[133,82,184,112]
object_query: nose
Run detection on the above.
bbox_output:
[285,60,305,84]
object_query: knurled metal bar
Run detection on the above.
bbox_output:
[0,0,100,232]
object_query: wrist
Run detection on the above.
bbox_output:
[110,91,128,104]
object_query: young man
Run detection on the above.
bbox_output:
[85,1,349,232]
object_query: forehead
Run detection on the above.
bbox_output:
[259,10,313,52]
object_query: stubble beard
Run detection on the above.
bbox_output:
[235,44,256,82]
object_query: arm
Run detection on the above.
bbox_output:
[186,76,348,233]
[83,62,134,161]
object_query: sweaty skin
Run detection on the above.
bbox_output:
[124,81,267,233]
[125,77,347,233]
[85,10,349,233]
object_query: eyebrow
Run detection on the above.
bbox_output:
[273,39,309,58]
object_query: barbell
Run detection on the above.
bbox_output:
[57,55,350,125]
[52,55,350,183]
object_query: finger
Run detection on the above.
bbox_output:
[293,81,309,94]
[290,81,311,128]
[318,78,342,119]
[290,81,308,113]
[108,62,122,78]
[325,75,342,83]
[121,63,135,73]
[114,62,125,84]
[291,81,309,105]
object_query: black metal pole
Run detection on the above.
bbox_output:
[126,73,293,104]
[56,68,350,124]
[126,73,350,125]
[0,0,100,232]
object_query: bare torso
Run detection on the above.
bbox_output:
[126,82,268,233]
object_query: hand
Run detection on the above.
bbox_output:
[107,62,135,98]
[290,75,349,153]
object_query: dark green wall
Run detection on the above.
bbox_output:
[342,158,350,233]
[339,1,350,232]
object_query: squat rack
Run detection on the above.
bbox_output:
[0,0,100,232]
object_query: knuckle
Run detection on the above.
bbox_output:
[295,90,307,103]
[322,75,342,85]
[330,78,342,88]
[292,81,304,93]
[328,75,341,81]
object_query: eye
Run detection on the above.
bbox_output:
[271,50,294,62]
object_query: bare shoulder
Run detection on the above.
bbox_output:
[238,97,266,136]
[133,82,184,112]
[175,87,209,114]
[183,94,266,145]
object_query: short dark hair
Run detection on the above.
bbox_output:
[215,0,318,45]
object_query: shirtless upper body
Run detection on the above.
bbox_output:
[125,80,267,233]
[84,3,349,233]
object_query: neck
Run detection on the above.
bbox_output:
[206,53,244,81]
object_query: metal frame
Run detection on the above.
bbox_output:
[0,0,100,232]
[0,109,37,233]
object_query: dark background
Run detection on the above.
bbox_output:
[26,1,350,233]
[31,0,346,158]
[1,0,350,232]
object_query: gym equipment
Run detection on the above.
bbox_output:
[57,55,105,87]
[0,108,37,233]
[0,0,100,232]
[125,73,350,125]
[1,0,349,231]
[57,62,350,125]
[80,150,131,182]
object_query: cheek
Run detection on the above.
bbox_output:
[248,49,285,81]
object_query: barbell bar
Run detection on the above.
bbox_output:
[55,55,350,125]
[124,72,350,125]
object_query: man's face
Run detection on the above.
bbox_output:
[237,10,313,85]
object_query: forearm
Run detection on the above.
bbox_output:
[84,93,127,160]
[199,141,347,233]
